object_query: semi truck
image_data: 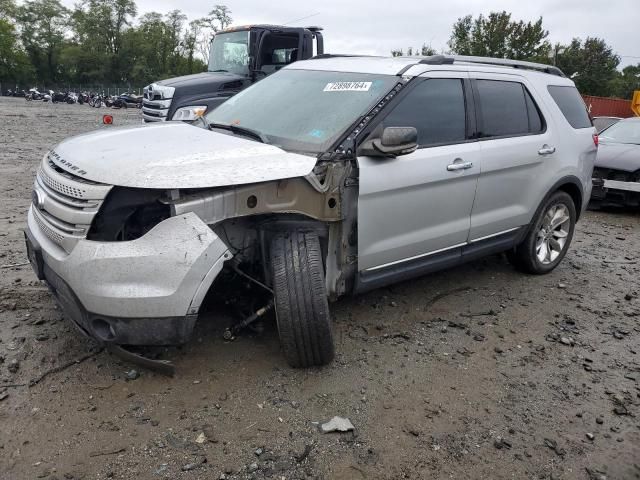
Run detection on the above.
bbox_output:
[142,24,324,122]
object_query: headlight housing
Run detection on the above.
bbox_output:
[87,187,170,241]
[172,106,207,122]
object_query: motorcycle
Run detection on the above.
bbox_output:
[77,92,90,105]
[52,91,78,104]
[25,88,44,101]
[118,92,143,108]
[89,93,105,108]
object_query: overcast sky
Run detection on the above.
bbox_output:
[61,0,640,68]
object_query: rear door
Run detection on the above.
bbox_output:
[357,72,481,271]
[468,74,555,241]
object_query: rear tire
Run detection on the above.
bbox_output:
[509,191,576,274]
[270,231,334,368]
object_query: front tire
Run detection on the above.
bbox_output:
[270,231,335,368]
[509,191,576,274]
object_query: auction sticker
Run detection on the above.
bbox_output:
[324,81,372,92]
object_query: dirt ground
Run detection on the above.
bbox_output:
[0,97,638,480]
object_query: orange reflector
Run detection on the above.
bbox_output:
[103,115,113,125]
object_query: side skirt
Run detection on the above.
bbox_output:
[354,227,526,294]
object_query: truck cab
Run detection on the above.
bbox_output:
[142,24,324,122]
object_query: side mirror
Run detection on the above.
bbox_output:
[359,126,418,157]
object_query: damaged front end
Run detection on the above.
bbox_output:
[591,167,640,208]
[26,151,358,349]
[28,208,232,345]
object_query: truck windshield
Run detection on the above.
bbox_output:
[204,69,399,153]
[208,31,250,76]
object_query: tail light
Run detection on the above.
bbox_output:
[592,134,599,147]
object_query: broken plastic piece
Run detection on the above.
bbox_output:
[107,344,175,377]
[320,416,355,433]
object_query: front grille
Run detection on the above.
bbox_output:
[31,153,113,253]
[33,207,65,245]
[39,163,88,198]
[142,100,171,122]
[142,85,172,122]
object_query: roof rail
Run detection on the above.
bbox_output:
[396,54,566,78]
[419,55,454,65]
[311,54,380,60]
[450,55,565,77]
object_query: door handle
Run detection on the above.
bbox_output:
[447,161,473,171]
[538,145,556,156]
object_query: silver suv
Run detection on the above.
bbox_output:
[25,55,597,368]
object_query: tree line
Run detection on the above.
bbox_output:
[394,12,639,100]
[1,3,638,99]
[0,0,231,90]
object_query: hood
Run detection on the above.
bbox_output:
[51,122,318,189]
[595,142,640,172]
[156,71,246,89]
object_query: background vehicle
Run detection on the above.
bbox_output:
[52,91,77,104]
[591,116,640,207]
[26,55,596,369]
[593,116,622,133]
[89,93,105,108]
[142,25,324,122]
[25,88,44,101]
[118,92,143,108]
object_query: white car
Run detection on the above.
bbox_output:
[25,55,597,367]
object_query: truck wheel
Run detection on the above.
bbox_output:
[508,191,576,274]
[270,231,334,368]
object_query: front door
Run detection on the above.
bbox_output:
[357,73,480,272]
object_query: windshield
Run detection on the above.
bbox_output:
[599,120,640,145]
[208,31,250,75]
[204,69,399,153]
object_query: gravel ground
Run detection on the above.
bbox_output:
[0,97,639,480]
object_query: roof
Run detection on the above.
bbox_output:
[219,24,313,33]
[287,54,572,83]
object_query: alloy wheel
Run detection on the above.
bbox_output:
[536,203,571,265]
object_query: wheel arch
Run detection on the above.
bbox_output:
[543,175,584,221]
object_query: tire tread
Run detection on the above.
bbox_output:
[271,231,334,368]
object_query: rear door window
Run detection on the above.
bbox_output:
[476,80,531,138]
[547,85,592,129]
[381,78,467,146]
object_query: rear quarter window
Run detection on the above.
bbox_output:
[547,85,592,129]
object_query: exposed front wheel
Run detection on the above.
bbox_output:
[270,231,335,368]
[508,191,576,274]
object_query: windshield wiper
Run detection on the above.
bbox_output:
[209,69,229,73]
[208,122,268,143]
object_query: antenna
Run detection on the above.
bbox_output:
[282,12,319,26]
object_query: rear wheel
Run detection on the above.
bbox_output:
[270,231,334,368]
[508,191,576,274]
